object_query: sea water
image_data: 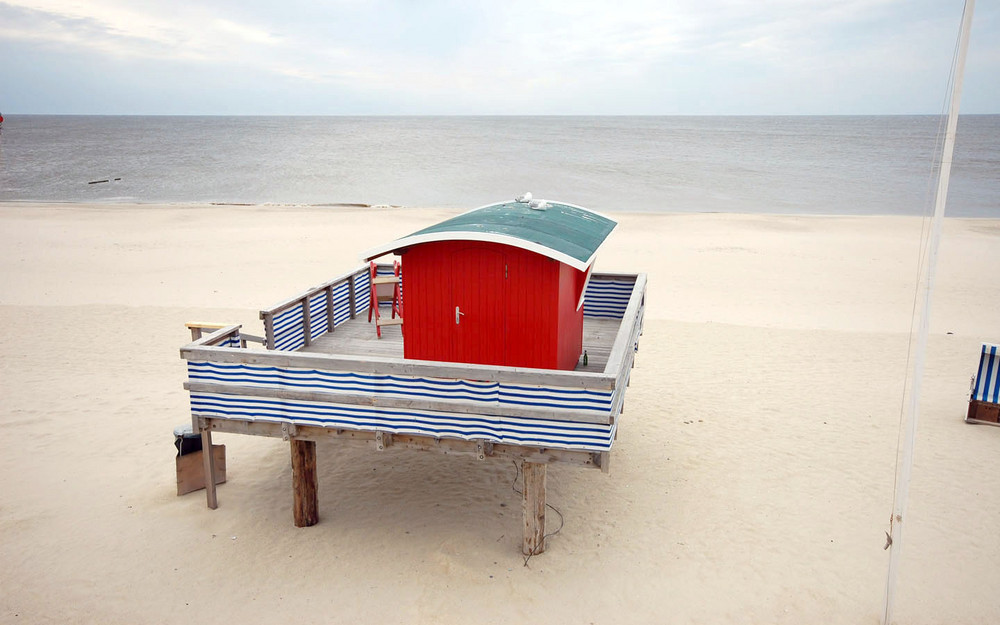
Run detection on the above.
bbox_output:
[0,115,997,216]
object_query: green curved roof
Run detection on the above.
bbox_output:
[362,200,617,271]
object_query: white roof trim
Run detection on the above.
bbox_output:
[576,264,594,311]
[359,198,617,272]
[458,198,618,223]
[362,231,600,272]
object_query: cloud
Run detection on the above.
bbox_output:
[0,0,282,62]
[0,0,995,114]
[213,18,281,46]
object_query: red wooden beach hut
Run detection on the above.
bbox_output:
[362,197,618,370]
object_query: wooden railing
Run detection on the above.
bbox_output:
[182,272,646,428]
[259,264,386,351]
[603,274,645,419]
[186,324,246,349]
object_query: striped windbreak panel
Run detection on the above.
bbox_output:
[308,291,330,337]
[353,271,371,317]
[973,343,1000,404]
[187,361,615,419]
[583,278,633,319]
[272,303,306,351]
[189,392,617,452]
[331,280,352,326]
[271,275,362,352]
[273,271,631,352]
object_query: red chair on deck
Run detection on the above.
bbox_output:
[368,260,403,338]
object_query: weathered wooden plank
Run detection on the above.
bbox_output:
[383,434,600,467]
[302,296,312,347]
[967,400,1000,424]
[187,286,629,381]
[184,324,242,348]
[603,273,647,376]
[522,462,546,556]
[966,419,1000,427]
[325,285,336,333]
[199,420,219,509]
[186,322,229,330]
[596,450,611,475]
[607,317,642,422]
[588,272,640,281]
[306,325,403,358]
[183,380,614,424]
[298,312,618,371]
[262,269,627,320]
[186,322,231,341]
[176,445,227,496]
[182,345,616,389]
[307,338,402,360]
[260,265,367,318]
[290,439,319,527]
[263,314,276,350]
[349,274,357,319]
[209,419,285,438]
[240,333,265,345]
[202,420,602,468]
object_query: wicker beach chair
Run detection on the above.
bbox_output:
[967,342,1000,424]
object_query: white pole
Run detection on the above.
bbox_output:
[882,1,975,624]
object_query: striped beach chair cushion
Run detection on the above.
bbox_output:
[973,343,1000,404]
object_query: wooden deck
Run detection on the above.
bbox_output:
[182,269,646,555]
[300,313,621,373]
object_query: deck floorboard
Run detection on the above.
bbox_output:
[300,313,619,373]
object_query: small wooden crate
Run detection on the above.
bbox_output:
[176,444,227,496]
[967,400,1000,425]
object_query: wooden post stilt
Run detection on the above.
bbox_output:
[522,461,546,556]
[349,275,357,319]
[199,421,218,510]
[301,299,312,347]
[325,285,336,333]
[290,439,319,527]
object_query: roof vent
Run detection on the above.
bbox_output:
[515,192,532,203]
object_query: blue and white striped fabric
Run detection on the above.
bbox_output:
[189,391,616,451]
[308,291,329,337]
[973,343,1000,404]
[375,265,400,310]
[583,278,634,319]
[212,333,243,348]
[332,280,352,327]
[353,271,371,317]
[272,303,306,351]
[498,383,614,413]
[186,361,615,420]
[268,267,401,352]
[277,278,361,351]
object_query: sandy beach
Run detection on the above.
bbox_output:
[1,202,998,624]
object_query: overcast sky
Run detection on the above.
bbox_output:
[0,0,996,115]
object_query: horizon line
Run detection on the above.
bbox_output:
[3,112,999,118]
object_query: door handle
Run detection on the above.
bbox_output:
[455,306,465,325]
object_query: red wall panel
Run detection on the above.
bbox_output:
[399,240,584,370]
[504,244,555,368]
[401,243,455,363]
[556,263,585,369]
